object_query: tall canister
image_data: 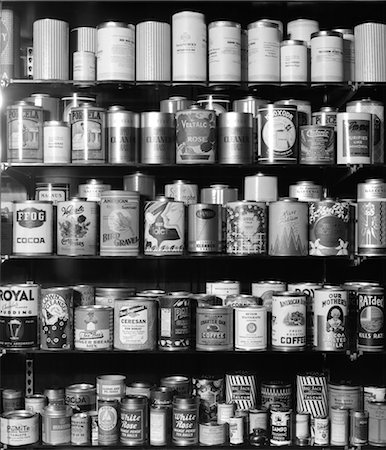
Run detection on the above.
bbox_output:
[310,31,344,82]
[218,112,253,164]
[107,106,139,164]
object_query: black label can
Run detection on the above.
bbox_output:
[120,395,148,445]
[300,125,335,164]
[357,286,385,352]
[172,396,199,446]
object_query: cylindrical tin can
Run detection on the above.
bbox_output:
[95,286,136,308]
[330,407,349,445]
[0,282,40,350]
[126,382,154,399]
[217,402,236,424]
[33,18,69,80]
[249,408,268,434]
[248,21,280,82]
[313,416,329,445]
[297,414,311,446]
[88,410,98,444]
[188,203,222,253]
[65,384,96,412]
[296,372,328,419]
[280,40,308,83]
[332,28,355,82]
[44,387,65,406]
[25,93,61,121]
[233,96,268,117]
[276,99,311,127]
[314,287,349,351]
[364,386,386,411]
[268,198,308,256]
[201,184,238,205]
[62,94,96,123]
[25,394,47,414]
[160,376,191,397]
[172,396,199,446]
[287,19,319,45]
[206,280,240,303]
[35,182,70,205]
[312,106,339,131]
[71,104,106,163]
[123,172,156,201]
[43,121,71,163]
[229,416,244,445]
[172,11,206,82]
[311,31,344,82]
[7,102,43,163]
[225,371,257,410]
[97,398,120,445]
[261,381,292,410]
[78,179,112,202]
[120,395,148,445]
[244,173,278,202]
[158,293,191,350]
[96,375,126,401]
[144,196,185,255]
[329,381,362,413]
[107,106,139,164]
[197,94,231,116]
[140,112,175,164]
[73,50,95,82]
[160,96,193,114]
[193,376,224,422]
[114,298,157,351]
[208,21,241,83]
[350,410,369,445]
[41,404,73,445]
[299,125,335,164]
[71,412,91,445]
[136,21,170,82]
[251,280,287,312]
[74,305,113,351]
[40,286,73,350]
[196,306,233,351]
[367,401,386,446]
[226,201,267,255]
[357,179,386,256]
[218,112,253,164]
[258,104,298,164]
[199,422,226,446]
[176,106,216,164]
[270,407,292,445]
[72,284,94,307]
[0,410,39,446]
[149,387,173,446]
[289,181,323,202]
[56,198,98,256]
[234,305,267,351]
[357,286,385,352]
[337,112,372,164]
[165,180,198,205]
[225,294,259,307]
[2,389,24,413]
[271,291,307,351]
[96,22,135,81]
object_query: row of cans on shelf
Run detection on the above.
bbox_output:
[1,373,386,446]
[6,94,385,165]
[0,280,384,353]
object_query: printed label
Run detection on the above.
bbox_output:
[342,119,370,157]
[119,305,148,345]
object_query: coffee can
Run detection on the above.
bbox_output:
[234,305,267,351]
[196,306,233,351]
[188,203,222,253]
[74,305,113,351]
[311,31,344,82]
[357,286,385,352]
[97,398,120,445]
[165,180,198,205]
[225,371,257,410]
[244,173,278,202]
[280,40,308,83]
[300,125,335,165]
[120,395,148,445]
[42,404,73,445]
[107,106,139,164]
[289,181,323,202]
[43,121,71,163]
[337,112,372,165]
[218,112,253,164]
[77,179,111,202]
[172,396,199,446]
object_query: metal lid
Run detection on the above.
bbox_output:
[43,121,68,126]
[281,39,307,46]
[2,410,36,419]
[65,383,95,392]
[311,30,342,39]
[2,389,23,399]
[208,21,241,29]
[248,20,279,30]
[42,404,73,417]
[97,21,134,30]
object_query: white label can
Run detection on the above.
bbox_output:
[280,40,308,83]
[337,112,372,164]
[206,280,240,303]
[311,31,344,82]
[234,305,267,351]
[43,121,71,163]
[73,50,95,81]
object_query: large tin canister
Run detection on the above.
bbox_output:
[77,179,111,202]
[42,404,73,445]
[367,401,386,446]
[337,112,372,164]
[192,376,224,422]
[244,173,278,202]
[7,102,43,163]
[310,30,344,82]
[261,381,292,410]
[172,396,199,446]
[226,201,267,255]
[357,286,385,352]
[114,298,157,350]
[144,196,185,255]
[165,180,198,205]
[97,398,120,445]
[258,104,298,164]
[141,112,175,164]
[0,282,40,350]
[57,198,98,256]
[74,305,113,351]
[188,203,222,253]
[300,125,335,165]
[107,106,139,164]
[124,172,156,201]
[35,182,70,205]
[71,104,106,163]
[65,383,96,412]
[296,372,328,419]
[176,106,216,164]
[120,395,149,445]
[289,181,323,202]
[40,286,73,350]
[196,306,233,351]
[0,410,39,446]
[13,200,53,254]
[268,198,308,256]
[357,179,386,256]
[234,305,267,351]
[218,112,253,164]
[225,371,258,410]
[99,190,140,256]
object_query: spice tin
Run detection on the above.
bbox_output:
[300,125,335,164]
[97,398,120,445]
[312,106,339,130]
[337,112,372,164]
[329,382,362,412]
[100,190,140,256]
[357,286,385,352]
[43,121,71,163]
[72,284,95,307]
[193,376,224,422]
[123,172,156,201]
[140,112,175,164]
[296,372,328,419]
[234,305,267,351]
[160,96,193,114]
[78,179,111,202]
[95,286,136,308]
[196,306,233,351]
[25,394,47,414]
[107,106,139,164]
[244,173,278,202]
[42,404,73,445]
[330,407,349,445]
[172,396,199,446]
[280,40,308,83]
[114,298,157,351]
[188,203,222,253]
[35,182,70,205]
[120,395,148,445]
[165,180,198,205]
[144,196,185,255]
[310,31,344,82]
[225,371,257,410]
[196,94,231,116]
[160,376,191,396]
[289,181,323,202]
[218,112,253,164]
[65,383,96,412]
[199,422,226,445]
[56,198,98,256]
[176,106,216,164]
[0,410,39,446]
[314,416,329,445]
[201,184,238,205]
[96,375,126,401]
[2,389,24,413]
[367,401,386,446]
[71,412,91,445]
[40,286,73,350]
[268,198,308,256]
[261,381,292,410]
[0,282,40,350]
[7,101,43,163]
[270,407,292,446]
[74,305,113,351]
[13,200,53,255]
[350,410,369,445]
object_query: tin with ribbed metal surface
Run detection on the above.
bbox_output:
[234,305,267,351]
[74,305,113,351]
[188,203,222,254]
[165,180,198,205]
[120,395,149,445]
[107,106,139,164]
[0,410,39,446]
[357,286,385,352]
[71,26,97,53]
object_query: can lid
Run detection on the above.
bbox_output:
[43,120,68,126]
[248,20,279,29]
[208,20,241,29]
[2,389,23,398]
[2,410,36,419]
[311,30,343,39]
[150,386,174,402]
[66,383,95,392]
[281,39,307,46]
[332,28,353,35]
[108,105,127,112]
[97,21,134,29]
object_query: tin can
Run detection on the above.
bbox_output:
[206,280,240,303]
[88,410,98,443]
[165,180,198,205]
[71,412,90,445]
[248,21,280,82]
[95,286,136,308]
[43,121,71,163]
[367,401,386,446]
[158,293,191,350]
[357,286,385,352]
[225,294,259,307]
[261,381,292,410]
[234,305,267,351]
[271,291,307,351]
[280,40,308,83]
[73,51,95,82]
[249,409,268,433]
[2,389,24,413]
[160,97,193,114]
[357,179,386,256]
[114,298,157,351]
[218,112,253,164]
[57,198,98,256]
[276,99,311,127]
[332,28,355,81]
[350,410,369,445]
[107,106,139,164]
[329,382,362,412]
[172,396,199,446]
[251,280,287,312]
[287,19,319,45]
[270,407,292,445]
[25,394,47,414]
[217,402,235,424]
[160,376,191,396]
[72,284,94,307]
[71,104,106,163]
[24,93,60,121]
[233,96,268,118]
[35,182,70,205]
[226,201,267,255]
[176,105,216,164]
[45,387,65,406]
[96,375,126,401]
[124,172,156,201]
[229,416,244,444]
[42,404,73,444]
[99,190,139,256]
[140,112,175,164]
[172,11,206,83]
[126,382,154,398]
[300,125,335,164]
[40,286,73,350]
[97,398,120,445]
[268,198,308,256]
[0,410,39,446]
[193,376,224,422]
[188,203,222,253]
[314,287,349,351]
[197,94,231,116]
[289,181,323,202]
[120,395,148,445]
[144,196,185,255]
[330,407,349,445]
[337,112,372,164]
[149,387,173,446]
[78,179,111,202]
[74,306,113,351]
[96,22,135,81]
[65,384,96,412]
[312,106,339,131]
[225,371,257,410]
[199,422,226,445]
[311,31,344,82]
[7,102,43,163]
[201,184,238,205]
[0,282,40,350]
[0,9,18,79]
[196,306,233,351]
[62,94,96,123]
[244,173,278,202]
[314,416,329,445]
[258,104,298,164]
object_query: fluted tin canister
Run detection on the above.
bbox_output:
[107,106,139,164]
[218,112,253,164]
[141,112,175,164]
[172,396,199,446]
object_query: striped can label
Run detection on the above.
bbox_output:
[225,372,257,410]
[296,373,328,419]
